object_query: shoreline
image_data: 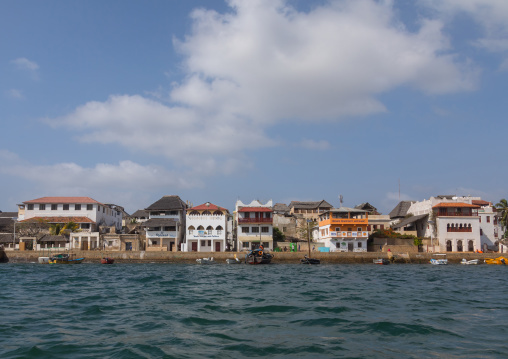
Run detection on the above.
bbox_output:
[1,250,501,264]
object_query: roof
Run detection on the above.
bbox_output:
[145,196,187,211]
[20,216,95,223]
[0,233,18,243]
[289,200,333,209]
[23,197,102,204]
[189,202,228,212]
[273,203,290,213]
[392,214,429,229]
[142,218,179,227]
[0,217,14,232]
[355,202,379,214]
[389,201,414,219]
[238,207,273,212]
[432,203,480,209]
[472,200,492,206]
[0,212,18,218]
[129,210,150,218]
[38,235,68,242]
[327,207,367,214]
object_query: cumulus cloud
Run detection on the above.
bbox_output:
[47,0,478,175]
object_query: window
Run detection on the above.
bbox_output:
[261,227,269,233]
[203,211,211,216]
[51,204,57,210]
[252,227,259,233]
[283,227,287,232]
[201,240,206,246]
[39,204,46,210]
[357,227,362,232]
[206,226,213,235]
[358,242,362,248]
[87,204,93,211]
[27,204,34,210]
[103,207,105,213]
[348,228,352,231]
[216,226,223,235]
[81,223,90,229]
[98,205,101,211]
[75,204,81,210]
[63,204,69,210]
[487,216,490,223]
[242,227,250,233]
[242,242,250,248]
[152,240,158,245]
[480,229,483,235]
[188,226,195,235]
[244,212,250,219]
[265,212,271,218]
[208,240,212,246]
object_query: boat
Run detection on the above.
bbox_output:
[461,258,479,265]
[38,257,50,264]
[429,253,448,265]
[226,254,241,264]
[48,253,84,264]
[484,256,508,265]
[373,258,390,265]
[101,257,115,264]
[245,247,273,264]
[301,255,321,265]
[196,257,214,264]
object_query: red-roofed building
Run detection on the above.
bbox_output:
[235,199,274,250]
[184,202,229,252]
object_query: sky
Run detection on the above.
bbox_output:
[1,0,507,215]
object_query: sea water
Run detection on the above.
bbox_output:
[1,263,507,358]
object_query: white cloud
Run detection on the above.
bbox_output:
[46,0,478,176]
[6,89,24,99]
[11,57,39,71]
[298,139,331,150]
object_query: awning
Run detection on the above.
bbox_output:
[392,214,428,229]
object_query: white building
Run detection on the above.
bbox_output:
[143,195,187,252]
[235,200,273,251]
[184,202,228,252]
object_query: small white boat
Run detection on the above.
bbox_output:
[226,254,241,264]
[461,258,479,265]
[38,257,50,264]
[430,253,448,265]
[196,257,214,264]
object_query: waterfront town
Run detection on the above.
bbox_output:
[0,194,506,256]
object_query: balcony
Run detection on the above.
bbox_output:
[238,218,273,224]
[146,230,177,238]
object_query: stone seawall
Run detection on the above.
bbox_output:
[2,250,499,264]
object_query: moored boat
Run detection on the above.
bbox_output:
[301,255,320,265]
[196,257,214,264]
[461,258,479,265]
[430,253,448,265]
[49,253,84,264]
[245,247,273,264]
[373,258,390,265]
[226,254,241,264]
[38,257,50,264]
[484,256,508,265]
[101,257,115,264]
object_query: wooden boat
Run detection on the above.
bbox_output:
[301,255,320,265]
[245,248,273,264]
[484,256,508,265]
[196,257,214,264]
[461,258,479,265]
[49,253,84,264]
[101,257,115,264]
[429,253,448,265]
[373,258,390,265]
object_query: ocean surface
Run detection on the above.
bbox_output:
[1,262,507,358]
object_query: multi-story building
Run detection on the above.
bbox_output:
[235,200,273,250]
[184,202,228,252]
[289,200,333,222]
[316,207,369,252]
[143,195,187,252]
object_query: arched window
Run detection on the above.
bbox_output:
[213,210,223,216]
[206,225,213,234]
[190,210,199,216]
[203,211,211,216]
[446,240,452,252]
[197,225,204,230]
[216,225,223,235]
[457,240,463,252]
[188,225,195,235]
[447,224,450,232]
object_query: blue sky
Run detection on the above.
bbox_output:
[1,0,507,215]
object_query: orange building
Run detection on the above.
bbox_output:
[317,207,369,252]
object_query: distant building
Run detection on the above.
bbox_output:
[289,200,333,222]
[235,200,273,250]
[184,202,229,252]
[143,195,187,252]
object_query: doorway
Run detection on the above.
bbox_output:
[192,242,198,251]
[215,242,221,252]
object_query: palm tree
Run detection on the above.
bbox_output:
[59,221,80,237]
[495,199,508,238]
[49,223,63,235]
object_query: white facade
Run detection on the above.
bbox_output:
[185,203,228,252]
[235,200,274,251]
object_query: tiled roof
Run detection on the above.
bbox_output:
[289,200,332,209]
[0,212,18,218]
[129,210,150,218]
[472,200,492,206]
[142,218,179,227]
[189,203,228,212]
[145,196,187,211]
[0,233,18,243]
[39,235,68,242]
[20,216,95,223]
[238,207,273,212]
[273,203,290,213]
[432,203,480,208]
[23,197,102,204]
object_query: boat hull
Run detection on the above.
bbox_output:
[101,258,115,264]
[373,259,390,265]
[484,257,508,265]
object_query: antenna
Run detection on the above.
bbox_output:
[339,195,343,207]
[399,178,400,200]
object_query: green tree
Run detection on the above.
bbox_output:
[273,227,285,242]
[49,223,63,235]
[495,199,508,237]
